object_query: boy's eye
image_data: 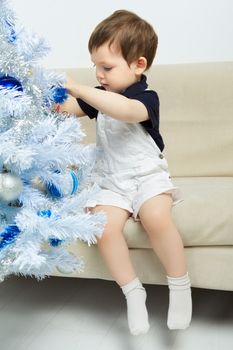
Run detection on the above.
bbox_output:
[103,67,112,72]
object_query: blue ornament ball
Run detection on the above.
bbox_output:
[0,75,23,93]
[51,86,68,104]
[46,170,79,198]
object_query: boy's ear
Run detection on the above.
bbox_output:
[135,57,147,73]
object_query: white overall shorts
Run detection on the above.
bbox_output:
[86,112,182,219]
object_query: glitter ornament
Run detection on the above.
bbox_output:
[50,86,68,104]
[0,173,23,202]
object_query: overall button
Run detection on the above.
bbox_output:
[159,154,164,159]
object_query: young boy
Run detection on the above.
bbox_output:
[58,10,192,335]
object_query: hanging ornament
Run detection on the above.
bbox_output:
[50,86,68,104]
[45,170,79,198]
[0,173,23,202]
[0,223,21,250]
[0,75,23,94]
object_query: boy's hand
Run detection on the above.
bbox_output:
[53,103,61,113]
[53,94,85,117]
[65,78,81,98]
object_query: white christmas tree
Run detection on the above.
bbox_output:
[0,0,105,282]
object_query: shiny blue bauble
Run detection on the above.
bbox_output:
[0,75,23,92]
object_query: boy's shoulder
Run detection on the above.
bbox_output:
[121,75,159,109]
[122,74,158,100]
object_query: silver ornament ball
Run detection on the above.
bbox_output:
[0,173,23,202]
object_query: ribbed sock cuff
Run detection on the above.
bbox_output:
[121,277,144,295]
[167,273,191,290]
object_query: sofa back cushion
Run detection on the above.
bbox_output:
[64,62,233,177]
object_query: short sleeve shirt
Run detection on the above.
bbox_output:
[77,75,164,151]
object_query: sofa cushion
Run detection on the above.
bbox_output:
[123,177,233,248]
[148,62,233,177]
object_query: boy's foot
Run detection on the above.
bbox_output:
[167,273,192,330]
[121,277,150,335]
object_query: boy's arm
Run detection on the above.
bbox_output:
[65,79,149,123]
[56,94,86,117]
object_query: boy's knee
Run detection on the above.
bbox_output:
[140,207,173,234]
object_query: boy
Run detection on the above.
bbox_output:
[58,10,192,335]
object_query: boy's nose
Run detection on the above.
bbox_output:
[96,69,104,80]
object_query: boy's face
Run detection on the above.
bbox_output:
[91,42,141,93]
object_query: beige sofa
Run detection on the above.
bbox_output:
[53,62,233,291]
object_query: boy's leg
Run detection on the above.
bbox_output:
[91,205,149,335]
[138,194,192,330]
[91,205,134,286]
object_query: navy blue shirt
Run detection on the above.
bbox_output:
[77,75,164,151]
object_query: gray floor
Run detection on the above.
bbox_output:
[0,276,232,350]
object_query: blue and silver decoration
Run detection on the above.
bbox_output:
[46,170,79,198]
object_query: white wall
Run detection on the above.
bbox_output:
[10,0,233,68]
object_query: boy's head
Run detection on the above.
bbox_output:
[88,10,158,71]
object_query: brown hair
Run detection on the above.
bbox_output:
[88,10,158,70]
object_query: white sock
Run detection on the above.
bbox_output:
[167,273,192,330]
[121,277,150,336]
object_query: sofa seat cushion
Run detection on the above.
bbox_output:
[123,177,233,248]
